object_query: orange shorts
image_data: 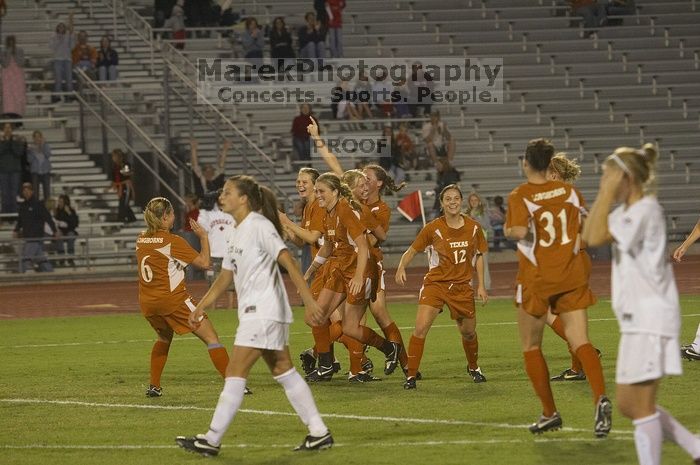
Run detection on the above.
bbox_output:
[310,263,328,300]
[142,296,203,336]
[419,281,475,320]
[516,281,596,317]
[323,266,370,306]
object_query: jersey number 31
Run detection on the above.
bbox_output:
[538,209,572,247]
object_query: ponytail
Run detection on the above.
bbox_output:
[260,185,284,236]
[604,143,659,195]
[142,197,173,236]
[228,175,284,235]
[363,164,406,196]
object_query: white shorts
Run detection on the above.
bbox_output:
[616,333,682,385]
[234,319,290,351]
[377,262,386,292]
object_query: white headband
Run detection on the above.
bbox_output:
[609,153,632,175]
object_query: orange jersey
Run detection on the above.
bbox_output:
[506,180,587,294]
[301,198,326,257]
[366,199,390,262]
[136,231,198,315]
[323,198,367,274]
[411,215,487,285]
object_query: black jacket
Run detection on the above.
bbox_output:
[15,197,56,238]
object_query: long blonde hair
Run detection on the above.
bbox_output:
[143,197,173,235]
[603,143,659,194]
[317,172,362,210]
[549,152,581,183]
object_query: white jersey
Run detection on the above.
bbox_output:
[222,212,293,324]
[608,196,680,337]
[197,206,234,258]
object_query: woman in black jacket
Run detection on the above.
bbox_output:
[55,194,79,266]
[270,16,295,70]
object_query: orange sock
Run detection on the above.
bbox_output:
[549,316,567,341]
[576,343,606,403]
[382,322,407,367]
[312,322,332,353]
[570,350,583,373]
[149,340,170,387]
[406,335,425,378]
[207,345,229,377]
[461,334,479,370]
[340,336,365,374]
[329,321,344,342]
[360,325,386,350]
[523,348,557,417]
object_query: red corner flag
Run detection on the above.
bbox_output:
[397,190,425,225]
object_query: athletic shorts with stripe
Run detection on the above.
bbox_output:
[324,266,371,305]
[516,281,596,316]
[142,296,204,336]
[419,281,475,319]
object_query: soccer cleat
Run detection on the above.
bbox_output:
[681,346,700,361]
[402,366,422,380]
[293,431,334,451]
[305,365,334,382]
[348,371,382,383]
[361,357,374,374]
[529,412,563,434]
[403,377,417,390]
[550,368,586,381]
[383,342,401,375]
[244,386,253,395]
[145,385,162,397]
[594,395,613,438]
[300,348,317,375]
[332,359,342,373]
[176,434,220,457]
[468,367,487,383]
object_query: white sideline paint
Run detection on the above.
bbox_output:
[0,437,635,451]
[4,313,700,350]
[0,398,634,435]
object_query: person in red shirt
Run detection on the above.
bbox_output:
[396,184,489,390]
[325,0,345,57]
[291,104,314,163]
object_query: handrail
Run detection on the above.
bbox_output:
[74,69,186,207]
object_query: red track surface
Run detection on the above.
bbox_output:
[3,256,699,319]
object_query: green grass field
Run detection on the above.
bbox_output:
[2,297,699,465]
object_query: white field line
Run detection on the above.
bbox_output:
[0,436,635,451]
[0,398,634,436]
[4,313,700,350]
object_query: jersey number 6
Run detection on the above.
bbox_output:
[140,255,154,283]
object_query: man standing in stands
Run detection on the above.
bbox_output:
[0,122,25,214]
[14,183,56,272]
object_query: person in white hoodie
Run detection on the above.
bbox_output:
[197,190,234,309]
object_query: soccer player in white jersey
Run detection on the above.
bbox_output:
[176,175,333,457]
[197,191,235,309]
[584,144,700,465]
[672,216,700,361]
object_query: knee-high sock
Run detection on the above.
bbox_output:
[312,322,331,354]
[274,368,328,437]
[523,348,557,417]
[406,335,425,378]
[149,340,170,387]
[575,343,606,403]
[339,335,365,374]
[550,317,583,372]
[382,322,407,367]
[360,325,387,350]
[633,412,663,465]
[205,377,247,447]
[657,406,700,459]
[207,344,229,377]
[329,321,344,342]
[461,334,479,370]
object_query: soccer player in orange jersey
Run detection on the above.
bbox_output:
[136,197,231,398]
[395,184,489,390]
[303,173,401,382]
[505,139,611,437]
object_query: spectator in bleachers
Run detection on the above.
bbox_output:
[354,70,373,118]
[109,149,137,223]
[1,36,26,122]
[0,122,25,214]
[314,0,328,27]
[270,17,295,69]
[422,111,455,164]
[14,182,56,273]
[465,192,491,289]
[185,0,212,36]
[569,0,607,30]
[189,138,229,198]
[372,68,394,117]
[393,78,412,119]
[97,36,119,81]
[488,195,508,251]
[381,125,407,187]
[164,0,187,50]
[298,12,326,59]
[336,78,362,126]
[27,130,52,202]
[154,0,176,28]
[291,104,314,163]
[54,193,78,267]
[395,122,417,170]
[408,61,434,119]
[241,17,264,66]
[180,192,201,280]
[431,157,460,219]
[49,14,75,103]
[606,0,635,16]
[325,0,345,58]
[71,31,97,77]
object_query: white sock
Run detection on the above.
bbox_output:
[274,368,328,437]
[657,406,700,459]
[205,377,247,446]
[633,412,663,465]
[691,323,700,352]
